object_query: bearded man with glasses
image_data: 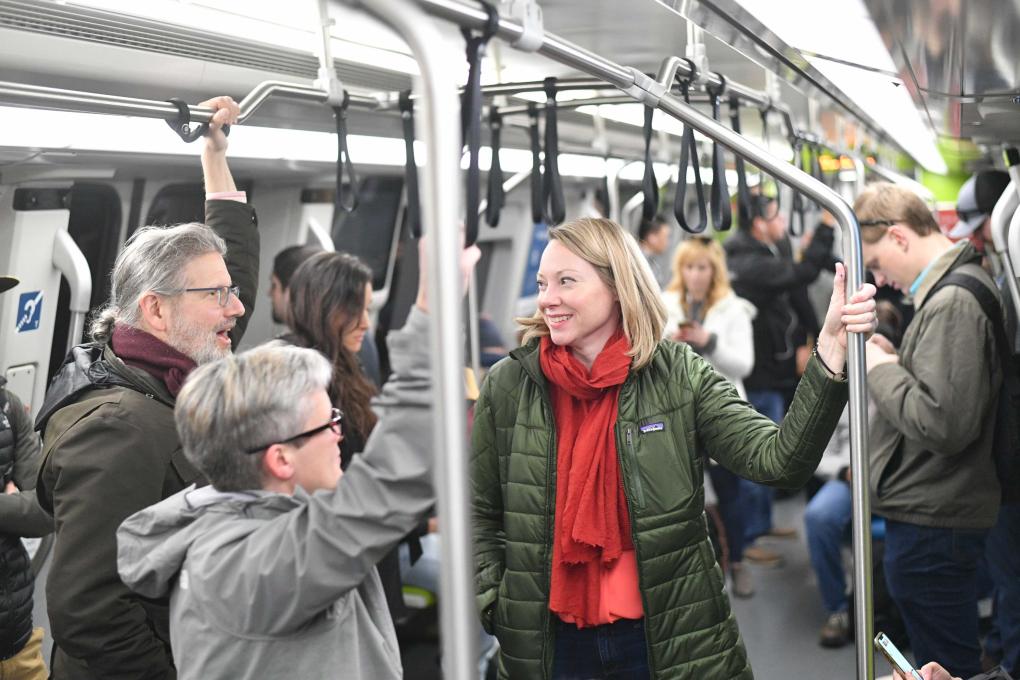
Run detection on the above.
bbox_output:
[34,96,260,680]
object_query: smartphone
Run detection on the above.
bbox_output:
[874,632,923,680]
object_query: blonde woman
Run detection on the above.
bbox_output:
[662,236,759,597]
[662,237,756,398]
[472,217,877,679]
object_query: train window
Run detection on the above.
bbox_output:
[139,180,254,237]
[48,183,121,379]
[331,176,404,291]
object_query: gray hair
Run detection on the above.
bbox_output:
[90,223,227,343]
[174,343,333,492]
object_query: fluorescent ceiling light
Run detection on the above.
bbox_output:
[731,0,946,174]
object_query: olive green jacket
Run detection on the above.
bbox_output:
[472,339,848,680]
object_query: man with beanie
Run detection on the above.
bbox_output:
[949,170,1011,256]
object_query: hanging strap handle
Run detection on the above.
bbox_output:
[543,77,566,225]
[460,2,499,246]
[331,92,359,214]
[165,98,230,143]
[810,142,825,210]
[759,107,781,212]
[399,91,421,238]
[673,74,708,234]
[728,94,753,230]
[788,136,806,236]
[706,77,732,231]
[485,107,505,227]
[528,103,543,224]
[641,104,659,222]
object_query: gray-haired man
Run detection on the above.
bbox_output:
[35,96,260,680]
[116,243,478,680]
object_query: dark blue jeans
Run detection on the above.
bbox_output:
[708,465,746,563]
[883,519,987,678]
[984,503,1020,674]
[552,618,650,680]
[743,389,786,542]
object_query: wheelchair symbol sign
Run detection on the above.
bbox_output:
[16,291,43,332]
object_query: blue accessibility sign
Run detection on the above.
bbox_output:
[16,291,42,333]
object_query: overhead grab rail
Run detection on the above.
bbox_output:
[343,3,875,680]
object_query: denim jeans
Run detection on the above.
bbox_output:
[883,519,987,678]
[805,479,852,614]
[984,503,1020,674]
[552,618,650,680]
[708,465,746,563]
[743,389,786,542]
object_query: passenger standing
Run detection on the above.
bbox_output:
[638,215,672,289]
[856,183,1003,678]
[660,237,758,597]
[34,96,259,680]
[949,171,1018,676]
[724,195,837,562]
[471,217,876,679]
[0,275,52,680]
[267,244,322,325]
[115,238,478,680]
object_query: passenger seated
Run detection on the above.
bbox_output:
[116,240,478,680]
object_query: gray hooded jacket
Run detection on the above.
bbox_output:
[116,308,434,680]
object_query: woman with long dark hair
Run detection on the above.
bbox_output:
[287,251,376,469]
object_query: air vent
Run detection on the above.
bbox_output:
[0,0,411,93]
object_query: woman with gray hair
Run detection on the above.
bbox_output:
[116,240,480,680]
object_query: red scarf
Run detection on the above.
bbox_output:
[540,328,634,628]
[111,324,197,398]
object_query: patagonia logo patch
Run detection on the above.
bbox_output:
[639,422,664,433]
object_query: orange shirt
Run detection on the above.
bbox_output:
[556,549,644,626]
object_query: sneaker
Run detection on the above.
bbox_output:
[743,545,784,567]
[766,526,798,539]
[819,611,850,648]
[730,562,755,598]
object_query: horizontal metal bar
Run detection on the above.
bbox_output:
[0,79,380,125]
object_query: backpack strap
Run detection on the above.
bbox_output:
[924,270,1010,369]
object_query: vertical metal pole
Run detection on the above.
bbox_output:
[333,2,476,679]
[989,176,1020,324]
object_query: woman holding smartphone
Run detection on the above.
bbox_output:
[661,236,759,597]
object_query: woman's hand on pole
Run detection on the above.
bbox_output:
[817,262,877,373]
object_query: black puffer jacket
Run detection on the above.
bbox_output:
[0,381,52,660]
[724,225,836,392]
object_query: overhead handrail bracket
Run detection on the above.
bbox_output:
[500,0,543,51]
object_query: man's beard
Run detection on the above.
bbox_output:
[168,315,232,365]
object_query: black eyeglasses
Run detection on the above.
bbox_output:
[244,407,343,454]
[180,285,240,307]
[858,219,897,228]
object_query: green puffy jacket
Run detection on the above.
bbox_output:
[472,338,848,680]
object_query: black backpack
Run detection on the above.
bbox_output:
[925,270,1020,505]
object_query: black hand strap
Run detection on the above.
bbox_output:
[788,136,806,236]
[728,95,752,230]
[165,98,229,143]
[399,91,421,238]
[759,107,781,212]
[460,2,499,246]
[673,77,708,234]
[641,104,659,222]
[331,92,359,214]
[706,78,732,231]
[486,107,505,227]
[810,142,825,210]
[543,77,565,225]
[528,103,543,224]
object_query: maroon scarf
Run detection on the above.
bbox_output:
[540,328,634,627]
[111,325,197,398]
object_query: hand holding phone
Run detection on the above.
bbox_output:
[875,632,923,680]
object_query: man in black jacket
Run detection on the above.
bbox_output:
[724,195,837,562]
[0,275,53,679]
[35,96,260,680]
